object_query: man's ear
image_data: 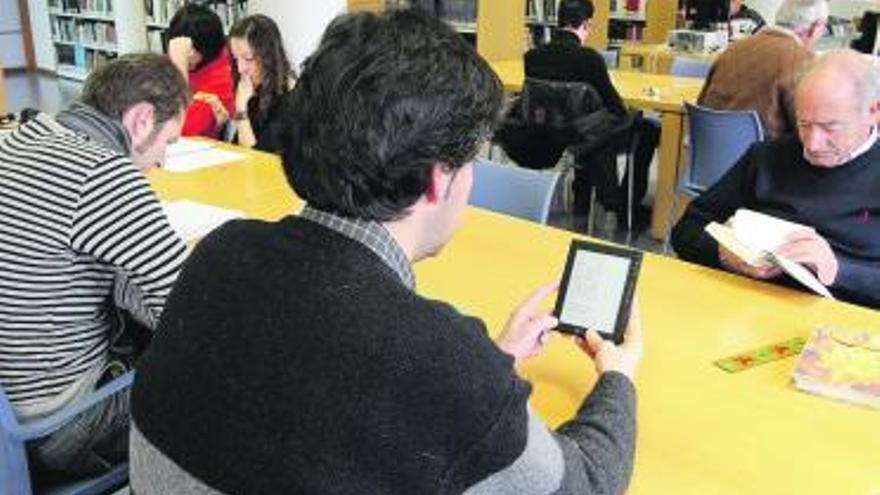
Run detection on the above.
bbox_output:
[121,102,156,149]
[424,164,447,204]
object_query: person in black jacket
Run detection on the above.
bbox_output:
[130,9,644,495]
[525,0,659,223]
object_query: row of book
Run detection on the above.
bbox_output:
[56,43,116,71]
[145,0,247,30]
[51,18,118,48]
[49,0,114,15]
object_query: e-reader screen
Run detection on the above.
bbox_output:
[553,240,642,343]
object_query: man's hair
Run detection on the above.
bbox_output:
[167,3,226,65]
[279,9,503,222]
[81,53,191,125]
[775,0,828,32]
[229,15,294,122]
[558,0,595,29]
[795,48,880,115]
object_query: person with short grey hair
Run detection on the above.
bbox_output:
[698,0,829,139]
[673,48,880,309]
[0,53,191,481]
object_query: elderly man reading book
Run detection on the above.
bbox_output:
[671,49,880,309]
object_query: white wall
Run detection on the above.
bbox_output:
[27,0,55,71]
[0,0,26,68]
[248,0,347,69]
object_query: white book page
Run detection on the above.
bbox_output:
[730,209,813,253]
[162,200,244,242]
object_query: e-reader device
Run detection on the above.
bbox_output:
[553,240,642,344]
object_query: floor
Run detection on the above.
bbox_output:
[3,70,668,255]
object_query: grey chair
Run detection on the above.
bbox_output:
[671,57,712,78]
[469,159,561,224]
[664,103,764,250]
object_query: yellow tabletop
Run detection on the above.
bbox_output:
[490,59,704,239]
[149,146,880,494]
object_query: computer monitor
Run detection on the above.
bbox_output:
[688,0,730,31]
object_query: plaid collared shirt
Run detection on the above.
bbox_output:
[299,205,416,290]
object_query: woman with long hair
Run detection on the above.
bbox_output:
[229,15,295,152]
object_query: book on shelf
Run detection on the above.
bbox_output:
[54,0,115,15]
[704,209,833,299]
[145,0,247,31]
[792,326,880,409]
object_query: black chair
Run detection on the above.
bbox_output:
[494,77,642,231]
[851,11,879,54]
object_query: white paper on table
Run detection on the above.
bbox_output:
[162,200,244,242]
[166,137,215,157]
[163,147,246,173]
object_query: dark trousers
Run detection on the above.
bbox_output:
[572,119,660,216]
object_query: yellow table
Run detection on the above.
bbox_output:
[491,59,704,239]
[149,147,880,494]
[618,42,719,74]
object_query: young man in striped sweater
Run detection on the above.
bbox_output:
[0,53,190,480]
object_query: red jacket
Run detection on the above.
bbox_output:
[181,45,234,138]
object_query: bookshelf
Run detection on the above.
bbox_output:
[144,0,248,54]
[47,0,147,81]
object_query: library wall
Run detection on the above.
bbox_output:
[248,0,346,68]
[0,0,27,68]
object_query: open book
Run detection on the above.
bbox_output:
[705,209,834,299]
[793,326,880,409]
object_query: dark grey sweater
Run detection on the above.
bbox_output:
[672,135,880,308]
[131,216,637,494]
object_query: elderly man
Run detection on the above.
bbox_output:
[0,54,189,478]
[672,49,880,308]
[130,9,643,495]
[699,0,828,139]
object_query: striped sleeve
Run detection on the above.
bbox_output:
[70,155,187,328]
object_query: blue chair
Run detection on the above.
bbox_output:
[469,159,561,224]
[670,57,712,78]
[599,49,619,69]
[0,373,133,495]
[664,103,763,249]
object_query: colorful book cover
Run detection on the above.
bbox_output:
[792,327,880,409]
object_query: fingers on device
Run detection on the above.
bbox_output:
[553,240,642,344]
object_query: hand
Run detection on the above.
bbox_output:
[718,244,781,279]
[193,92,230,126]
[774,230,839,285]
[496,281,560,365]
[236,77,255,114]
[167,37,193,73]
[574,300,643,380]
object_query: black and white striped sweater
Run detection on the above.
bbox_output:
[0,113,186,416]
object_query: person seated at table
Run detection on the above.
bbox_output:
[229,14,295,153]
[130,9,644,494]
[699,0,828,140]
[167,3,235,139]
[0,54,189,480]
[523,0,660,224]
[672,49,880,309]
[729,0,767,36]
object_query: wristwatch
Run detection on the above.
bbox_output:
[233,111,248,121]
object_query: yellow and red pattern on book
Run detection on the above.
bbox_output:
[793,327,880,409]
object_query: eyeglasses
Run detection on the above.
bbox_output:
[443,166,461,200]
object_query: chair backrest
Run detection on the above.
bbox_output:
[518,78,604,129]
[0,386,35,495]
[684,103,764,194]
[0,373,133,495]
[469,159,560,224]
[671,57,712,78]
[599,49,619,69]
